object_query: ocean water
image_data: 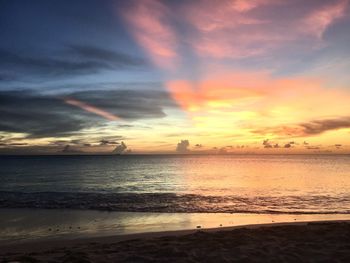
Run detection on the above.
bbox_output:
[1,154,350,214]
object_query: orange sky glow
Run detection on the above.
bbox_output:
[1,0,350,154]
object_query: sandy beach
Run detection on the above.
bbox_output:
[1,220,350,262]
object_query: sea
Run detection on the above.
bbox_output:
[1,154,350,243]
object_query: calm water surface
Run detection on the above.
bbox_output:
[1,155,350,214]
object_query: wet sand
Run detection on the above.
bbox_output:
[3,208,350,245]
[1,220,350,262]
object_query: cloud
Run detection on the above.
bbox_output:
[0,90,92,138]
[183,0,273,58]
[69,89,176,120]
[0,73,17,81]
[176,140,190,153]
[0,45,146,80]
[166,68,350,140]
[0,89,176,138]
[121,0,178,69]
[64,98,120,121]
[100,139,119,146]
[231,0,273,12]
[263,139,285,149]
[253,117,350,137]
[183,0,349,59]
[303,0,348,38]
[113,141,127,154]
[263,139,272,148]
[61,144,81,153]
[0,140,28,147]
[122,0,349,63]
[166,73,264,113]
[66,45,146,67]
[218,147,228,154]
[306,146,321,150]
[299,117,350,135]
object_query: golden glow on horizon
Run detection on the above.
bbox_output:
[2,0,350,154]
[116,0,350,154]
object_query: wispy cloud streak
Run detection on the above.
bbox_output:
[303,0,348,38]
[121,0,178,69]
[64,98,120,121]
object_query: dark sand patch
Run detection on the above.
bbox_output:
[1,221,350,262]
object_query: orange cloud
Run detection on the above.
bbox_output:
[118,0,350,150]
[121,0,178,69]
[64,98,119,121]
[166,71,350,136]
[166,74,266,112]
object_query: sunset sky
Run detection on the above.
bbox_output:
[1,0,350,154]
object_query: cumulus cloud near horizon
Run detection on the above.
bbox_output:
[176,140,190,153]
[113,141,127,154]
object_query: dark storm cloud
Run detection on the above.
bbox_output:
[69,89,176,119]
[0,89,176,138]
[0,90,93,138]
[0,45,146,79]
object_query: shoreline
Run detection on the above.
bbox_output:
[1,220,350,262]
[1,219,349,249]
[2,209,350,245]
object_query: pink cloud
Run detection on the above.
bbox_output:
[303,0,348,38]
[183,0,349,58]
[121,0,178,69]
[231,0,275,12]
[184,0,267,33]
[65,98,119,121]
[121,0,349,63]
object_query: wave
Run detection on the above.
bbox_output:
[1,191,350,214]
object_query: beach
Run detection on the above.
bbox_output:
[2,0,350,260]
[2,155,350,261]
[1,220,350,262]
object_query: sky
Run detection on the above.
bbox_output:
[1,0,350,155]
